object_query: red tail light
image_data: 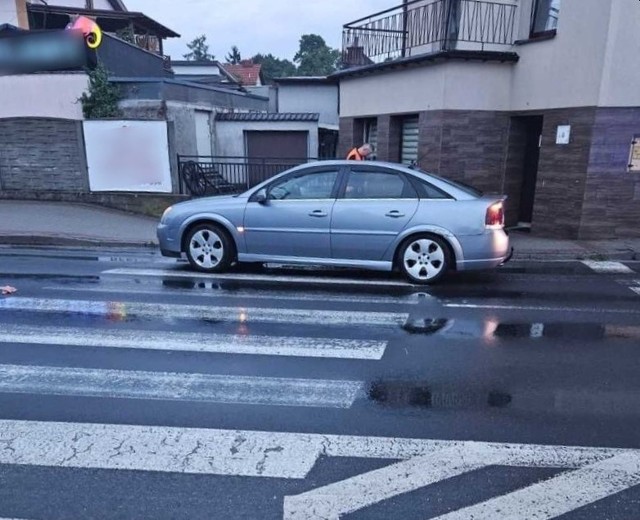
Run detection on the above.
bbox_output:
[486,202,505,229]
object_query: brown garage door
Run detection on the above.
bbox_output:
[246,131,309,186]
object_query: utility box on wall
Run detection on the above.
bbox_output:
[84,120,173,193]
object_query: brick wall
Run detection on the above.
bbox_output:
[531,108,595,238]
[579,107,640,239]
[0,118,89,192]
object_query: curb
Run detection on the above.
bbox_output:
[0,235,157,248]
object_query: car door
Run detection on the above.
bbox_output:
[331,167,419,261]
[243,167,341,259]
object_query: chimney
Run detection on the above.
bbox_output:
[14,0,29,29]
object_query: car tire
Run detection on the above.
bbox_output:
[184,223,234,273]
[398,234,451,284]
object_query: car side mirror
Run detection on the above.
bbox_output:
[255,188,268,204]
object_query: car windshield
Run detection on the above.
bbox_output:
[415,169,484,197]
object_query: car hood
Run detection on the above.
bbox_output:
[173,194,246,212]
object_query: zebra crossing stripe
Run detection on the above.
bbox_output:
[0,364,363,409]
[0,297,408,327]
[103,267,417,288]
[431,452,640,520]
[0,420,636,519]
[0,325,388,360]
[581,260,634,274]
[43,284,422,305]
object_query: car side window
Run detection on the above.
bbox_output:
[344,170,417,199]
[269,170,339,200]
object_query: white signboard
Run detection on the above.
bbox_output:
[84,120,173,193]
[556,125,571,145]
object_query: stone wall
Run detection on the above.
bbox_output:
[532,107,595,238]
[580,108,640,239]
[0,118,88,192]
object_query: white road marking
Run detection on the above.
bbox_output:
[284,446,491,520]
[0,420,631,479]
[0,297,408,327]
[432,452,640,520]
[631,286,640,296]
[103,268,417,288]
[43,284,422,305]
[0,325,387,360]
[444,303,640,314]
[582,260,634,274]
[0,364,363,409]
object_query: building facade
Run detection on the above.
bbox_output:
[336,0,640,239]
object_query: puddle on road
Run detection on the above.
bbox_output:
[402,317,640,341]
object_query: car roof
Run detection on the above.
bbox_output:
[250,160,479,200]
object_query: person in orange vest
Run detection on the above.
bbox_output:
[346,143,374,160]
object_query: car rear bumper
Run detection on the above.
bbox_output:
[457,229,511,271]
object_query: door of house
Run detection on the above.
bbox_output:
[400,116,419,165]
[195,110,212,157]
[245,131,309,186]
[518,116,544,226]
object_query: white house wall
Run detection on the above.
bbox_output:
[340,61,512,117]
[510,0,612,111]
[216,121,319,158]
[277,84,339,127]
[0,73,88,119]
[597,0,640,108]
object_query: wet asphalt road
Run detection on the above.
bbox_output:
[0,246,639,520]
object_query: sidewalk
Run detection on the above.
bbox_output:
[0,200,157,247]
[0,200,637,260]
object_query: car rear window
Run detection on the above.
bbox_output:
[418,170,483,197]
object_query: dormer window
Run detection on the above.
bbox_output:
[531,0,561,37]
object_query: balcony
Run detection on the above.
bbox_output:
[342,0,517,68]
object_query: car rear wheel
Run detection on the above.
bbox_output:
[185,224,233,273]
[399,234,450,284]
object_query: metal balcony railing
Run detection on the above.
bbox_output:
[342,0,517,67]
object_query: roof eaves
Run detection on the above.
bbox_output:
[331,50,520,79]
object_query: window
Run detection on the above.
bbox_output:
[269,170,338,200]
[344,171,417,199]
[531,0,561,36]
[411,179,452,200]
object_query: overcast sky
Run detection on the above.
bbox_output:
[125,0,392,61]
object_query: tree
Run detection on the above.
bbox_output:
[252,53,297,84]
[79,63,121,119]
[183,34,214,61]
[115,25,135,45]
[293,34,341,76]
[226,45,242,64]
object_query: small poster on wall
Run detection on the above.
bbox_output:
[84,120,173,192]
[628,137,640,173]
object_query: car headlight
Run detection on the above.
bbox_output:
[160,206,173,224]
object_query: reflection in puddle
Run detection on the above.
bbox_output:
[403,317,640,341]
[368,380,511,409]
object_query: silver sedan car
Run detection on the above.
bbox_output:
[158,161,512,284]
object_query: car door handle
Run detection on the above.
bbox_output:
[385,210,405,218]
[309,210,328,217]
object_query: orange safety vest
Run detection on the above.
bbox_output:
[346,147,364,160]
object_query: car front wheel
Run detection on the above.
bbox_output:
[399,234,450,284]
[185,224,233,273]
